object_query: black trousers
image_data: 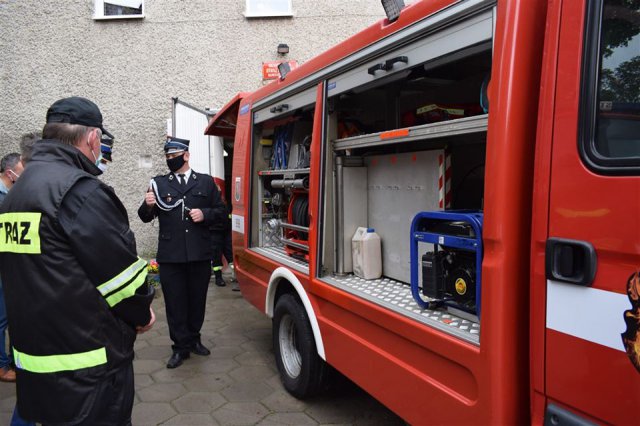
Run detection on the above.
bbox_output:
[159,261,211,353]
[211,231,233,276]
[41,362,134,426]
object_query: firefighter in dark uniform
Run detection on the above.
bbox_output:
[0,97,156,425]
[138,137,225,369]
[211,197,231,287]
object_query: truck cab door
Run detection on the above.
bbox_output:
[540,0,640,424]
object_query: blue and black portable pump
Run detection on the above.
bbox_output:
[410,211,483,317]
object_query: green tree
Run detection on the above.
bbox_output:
[600,56,640,102]
[601,0,640,57]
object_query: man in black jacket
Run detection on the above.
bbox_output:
[138,137,225,368]
[0,97,155,425]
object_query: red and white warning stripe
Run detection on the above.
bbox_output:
[438,152,452,209]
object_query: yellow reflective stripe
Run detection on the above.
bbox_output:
[212,266,222,271]
[13,347,107,373]
[0,212,41,254]
[104,269,147,307]
[97,257,146,296]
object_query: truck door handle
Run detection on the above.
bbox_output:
[270,104,289,113]
[384,55,408,70]
[367,63,386,75]
[545,238,597,286]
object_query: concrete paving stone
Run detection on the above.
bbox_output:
[0,384,16,399]
[261,390,310,412]
[136,329,162,341]
[135,344,173,361]
[234,350,274,366]
[304,398,358,425]
[240,340,273,354]
[352,413,407,426]
[208,345,245,360]
[221,381,275,402]
[210,334,250,347]
[305,382,405,426]
[194,357,239,374]
[137,382,188,402]
[265,372,287,391]
[131,402,176,426]
[133,339,150,351]
[244,327,272,341]
[0,392,15,408]
[151,365,199,383]
[183,373,234,393]
[172,391,227,413]
[134,374,155,390]
[228,364,277,382]
[197,335,216,346]
[232,298,260,310]
[0,411,11,425]
[161,413,218,425]
[319,424,352,426]
[211,401,270,425]
[209,301,238,312]
[217,324,248,336]
[258,412,319,425]
[243,322,273,337]
[145,334,173,347]
[133,359,165,374]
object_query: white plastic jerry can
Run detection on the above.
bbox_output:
[352,227,382,280]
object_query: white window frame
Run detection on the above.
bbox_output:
[93,0,145,20]
[244,0,293,18]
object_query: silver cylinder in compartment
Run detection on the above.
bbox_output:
[270,177,309,189]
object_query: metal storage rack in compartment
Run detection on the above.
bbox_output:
[333,114,488,151]
[257,167,311,259]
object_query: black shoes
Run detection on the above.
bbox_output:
[190,342,211,356]
[166,343,209,368]
[215,277,226,287]
[166,352,190,369]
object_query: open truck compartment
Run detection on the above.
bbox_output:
[249,87,316,272]
[249,10,493,345]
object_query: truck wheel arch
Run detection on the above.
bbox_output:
[265,267,326,360]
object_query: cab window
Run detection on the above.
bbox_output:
[582,0,640,173]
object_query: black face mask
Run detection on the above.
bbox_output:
[166,154,185,172]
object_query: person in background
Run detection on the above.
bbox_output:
[211,198,239,291]
[138,136,226,369]
[18,132,40,164]
[0,97,155,425]
[0,153,24,383]
[98,133,114,172]
[10,141,37,426]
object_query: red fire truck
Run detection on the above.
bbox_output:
[205,0,640,423]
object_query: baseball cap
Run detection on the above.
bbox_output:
[164,136,190,154]
[46,97,114,139]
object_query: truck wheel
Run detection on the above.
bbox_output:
[273,293,329,399]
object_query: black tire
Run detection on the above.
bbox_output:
[273,293,330,399]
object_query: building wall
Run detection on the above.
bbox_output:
[0,0,384,257]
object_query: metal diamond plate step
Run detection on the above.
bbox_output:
[323,275,480,345]
[252,246,309,273]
